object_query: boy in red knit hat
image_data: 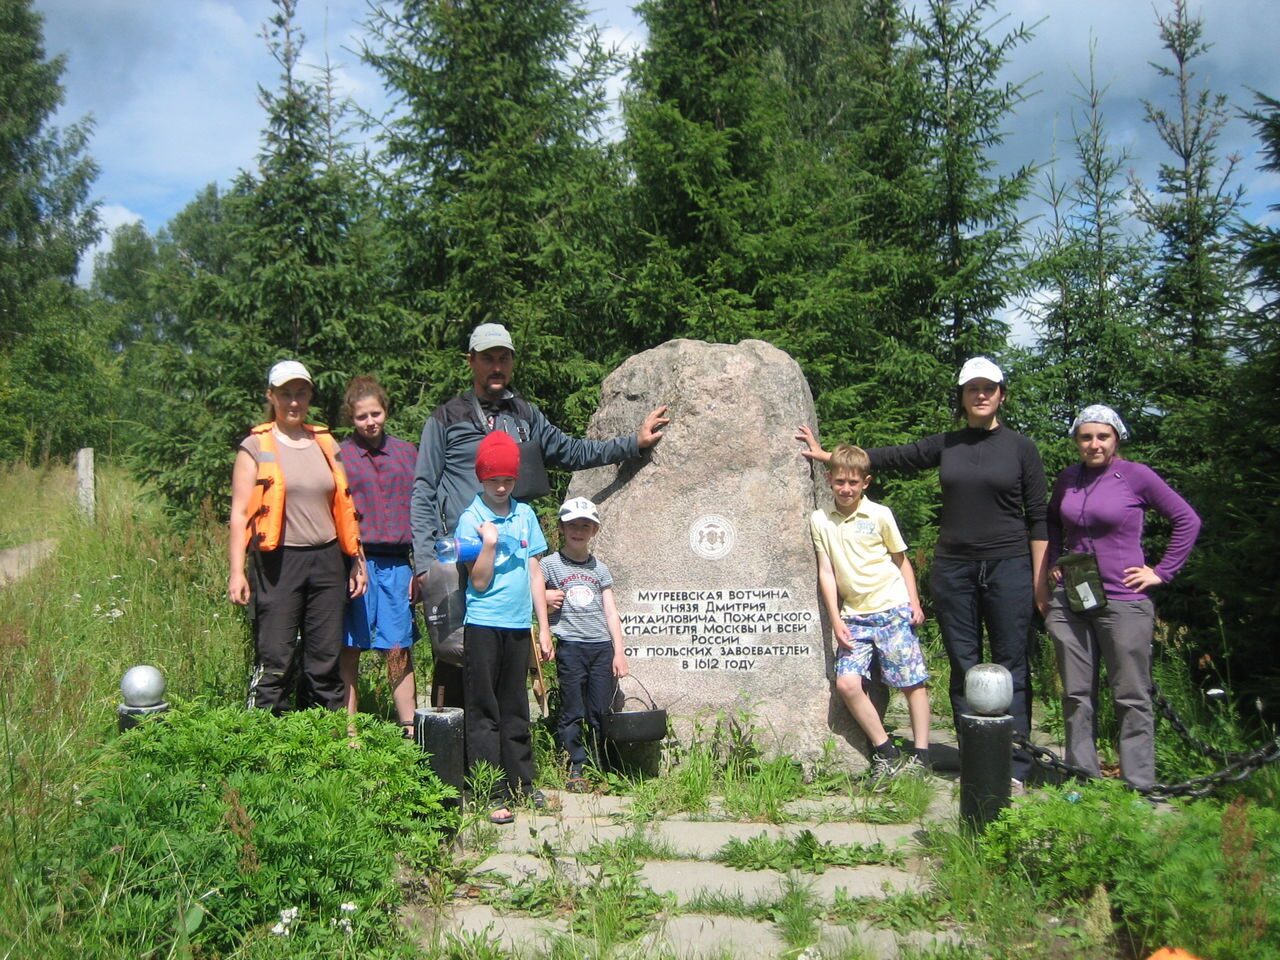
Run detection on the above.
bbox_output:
[455,431,550,823]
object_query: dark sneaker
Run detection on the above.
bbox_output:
[897,752,927,777]
[869,751,898,782]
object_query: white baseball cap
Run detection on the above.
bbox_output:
[267,360,313,387]
[469,322,515,353]
[956,356,1004,386]
[559,496,600,524]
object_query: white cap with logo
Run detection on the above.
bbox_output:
[268,360,313,387]
[469,322,515,353]
[558,496,600,524]
[956,356,1004,386]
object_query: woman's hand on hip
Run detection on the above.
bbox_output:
[1122,565,1162,592]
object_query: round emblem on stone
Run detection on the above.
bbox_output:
[689,514,736,560]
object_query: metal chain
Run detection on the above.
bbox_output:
[1149,680,1257,764]
[1014,735,1280,801]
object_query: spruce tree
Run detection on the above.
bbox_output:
[909,0,1034,364]
[0,0,108,462]
[1024,46,1150,460]
[363,0,628,431]
[1131,0,1245,393]
[129,0,395,523]
[0,0,99,345]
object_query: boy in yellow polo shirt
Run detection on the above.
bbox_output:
[810,444,931,778]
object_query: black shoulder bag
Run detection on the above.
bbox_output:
[469,393,551,501]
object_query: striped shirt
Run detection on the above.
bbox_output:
[542,552,614,644]
[339,433,417,555]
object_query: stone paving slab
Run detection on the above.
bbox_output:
[640,860,790,905]
[472,851,593,887]
[495,815,630,854]
[643,913,787,959]
[449,903,567,955]
[648,820,789,857]
[644,819,923,859]
[808,863,928,900]
[544,790,632,820]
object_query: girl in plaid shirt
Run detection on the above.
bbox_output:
[339,376,420,734]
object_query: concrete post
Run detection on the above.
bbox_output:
[959,663,1015,832]
[76,447,95,523]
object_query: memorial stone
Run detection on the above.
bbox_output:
[568,339,864,767]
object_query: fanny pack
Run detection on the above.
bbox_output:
[1058,551,1108,614]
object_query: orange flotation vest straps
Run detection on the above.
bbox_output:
[245,422,362,557]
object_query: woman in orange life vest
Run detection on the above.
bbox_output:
[228,360,367,713]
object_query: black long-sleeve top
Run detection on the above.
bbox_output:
[867,425,1048,559]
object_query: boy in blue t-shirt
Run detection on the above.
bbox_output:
[456,431,548,824]
[540,496,629,791]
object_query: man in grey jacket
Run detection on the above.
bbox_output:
[413,322,667,704]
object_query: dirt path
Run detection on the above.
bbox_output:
[0,539,55,586]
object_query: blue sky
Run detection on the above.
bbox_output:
[33,0,1280,279]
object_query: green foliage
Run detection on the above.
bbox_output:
[27,704,456,956]
[0,0,99,346]
[716,829,902,873]
[363,0,628,437]
[126,0,404,526]
[0,0,108,464]
[972,781,1280,958]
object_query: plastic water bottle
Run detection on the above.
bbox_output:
[434,535,527,564]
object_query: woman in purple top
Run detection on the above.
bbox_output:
[1035,404,1200,789]
[339,376,420,734]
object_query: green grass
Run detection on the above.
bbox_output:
[715,829,904,873]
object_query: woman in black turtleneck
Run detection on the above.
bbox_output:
[799,357,1047,787]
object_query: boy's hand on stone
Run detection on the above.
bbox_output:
[795,424,829,462]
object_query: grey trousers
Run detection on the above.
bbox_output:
[1045,588,1156,789]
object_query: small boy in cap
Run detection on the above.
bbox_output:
[540,496,629,791]
[456,431,549,822]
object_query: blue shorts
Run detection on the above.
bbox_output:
[344,554,419,651]
[834,604,928,688]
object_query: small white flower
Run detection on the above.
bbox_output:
[106,608,124,620]
[92,604,102,614]
[271,922,288,936]
[109,574,122,581]
[280,907,299,923]
[71,593,81,602]
[340,902,357,913]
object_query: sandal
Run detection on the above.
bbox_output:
[488,807,515,825]
[529,789,548,810]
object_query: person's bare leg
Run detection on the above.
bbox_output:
[340,647,362,716]
[836,674,889,746]
[386,647,417,728]
[903,684,931,749]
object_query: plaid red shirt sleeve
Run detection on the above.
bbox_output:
[339,435,417,553]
